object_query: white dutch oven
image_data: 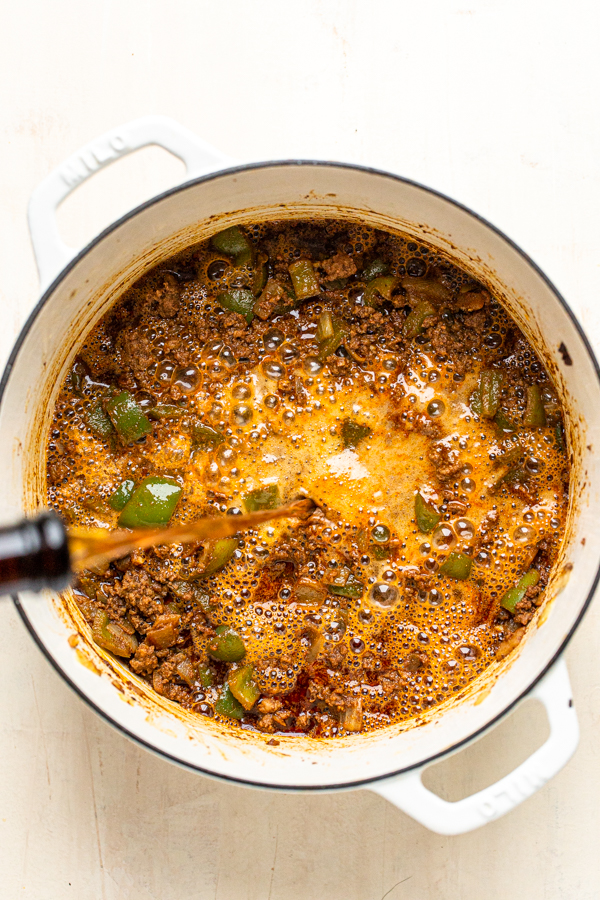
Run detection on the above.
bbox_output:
[3,116,598,836]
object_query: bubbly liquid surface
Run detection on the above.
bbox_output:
[47,220,569,737]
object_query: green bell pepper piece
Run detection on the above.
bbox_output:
[500,569,540,613]
[362,258,390,282]
[323,277,348,290]
[243,484,280,512]
[106,391,152,444]
[216,289,255,324]
[228,665,261,710]
[148,404,184,420]
[254,279,295,317]
[86,403,114,439]
[196,664,214,688]
[493,446,524,470]
[326,566,364,599]
[370,544,390,560]
[498,466,527,487]
[191,421,224,450]
[479,369,504,418]
[289,258,320,300]
[315,312,349,361]
[341,419,372,449]
[193,589,213,614]
[318,321,349,360]
[315,310,334,342]
[494,408,516,436]
[118,476,182,528]
[489,448,527,491]
[215,684,245,720]
[364,275,398,307]
[469,388,483,417]
[92,610,138,658]
[523,385,547,427]
[69,360,87,395]
[109,479,135,511]
[415,492,441,533]
[77,573,98,600]
[252,252,269,296]
[439,552,472,580]
[168,580,193,601]
[403,299,436,339]
[327,580,364,599]
[200,538,238,577]
[208,625,246,662]
[210,226,253,266]
[555,421,565,451]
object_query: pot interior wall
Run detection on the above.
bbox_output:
[4,163,600,787]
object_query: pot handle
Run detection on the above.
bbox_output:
[370,657,578,835]
[28,115,236,291]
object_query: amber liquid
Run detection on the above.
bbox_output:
[67,498,314,570]
[0,500,314,594]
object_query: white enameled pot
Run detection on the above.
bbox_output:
[3,116,598,836]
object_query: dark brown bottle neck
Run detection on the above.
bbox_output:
[0,512,71,595]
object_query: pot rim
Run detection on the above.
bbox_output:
[6,158,600,791]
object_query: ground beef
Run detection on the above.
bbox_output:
[427,322,474,374]
[117,569,165,618]
[130,641,159,675]
[154,275,181,318]
[428,440,464,481]
[257,698,284,713]
[72,316,120,381]
[117,328,155,380]
[264,513,339,582]
[253,660,298,697]
[306,679,335,706]
[320,252,357,280]
[496,627,526,659]
[255,709,294,733]
[456,289,489,312]
[254,296,280,321]
[153,670,189,703]
[480,509,499,532]
[319,642,348,669]
[263,222,334,263]
[464,308,488,335]
[132,274,182,320]
[389,406,442,438]
[524,584,544,606]
[222,312,249,335]
[294,710,314,732]
[379,668,405,695]
[47,457,71,484]
[474,509,500,552]
[513,599,536,626]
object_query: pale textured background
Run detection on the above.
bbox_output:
[1,1,599,897]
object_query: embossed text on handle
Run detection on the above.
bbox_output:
[60,134,128,189]
[477,768,549,819]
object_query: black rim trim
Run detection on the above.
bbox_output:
[6,158,600,792]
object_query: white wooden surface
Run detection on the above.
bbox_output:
[1,2,599,896]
